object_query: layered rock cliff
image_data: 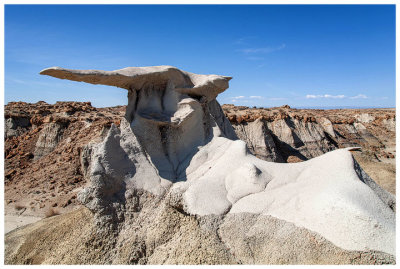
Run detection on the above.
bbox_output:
[222,104,396,194]
[5,101,124,214]
[223,104,395,162]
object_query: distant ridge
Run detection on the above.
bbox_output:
[293,106,396,110]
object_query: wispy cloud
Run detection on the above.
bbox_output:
[6,77,70,88]
[10,78,26,84]
[246,56,264,61]
[306,94,346,99]
[232,96,245,99]
[306,93,368,100]
[226,95,288,104]
[238,44,286,55]
[234,36,257,45]
[349,94,368,99]
[228,95,256,103]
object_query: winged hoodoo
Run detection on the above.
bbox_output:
[35,66,395,262]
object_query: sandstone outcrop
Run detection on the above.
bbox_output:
[223,104,396,194]
[223,104,395,162]
[4,66,396,264]
[4,101,123,216]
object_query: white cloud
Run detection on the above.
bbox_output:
[325,94,345,99]
[249,96,263,99]
[350,94,368,99]
[232,96,245,99]
[306,93,369,100]
[306,94,346,99]
[306,95,318,99]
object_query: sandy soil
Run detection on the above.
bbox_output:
[352,152,396,195]
[4,214,42,234]
[4,203,60,234]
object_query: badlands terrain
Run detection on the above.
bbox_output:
[4,66,396,264]
[223,104,396,194]
[5,102,395,225]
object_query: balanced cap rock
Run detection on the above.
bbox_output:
[39,65,395,257]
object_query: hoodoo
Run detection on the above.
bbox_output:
[5,66,395,264]
[40,66,237,181]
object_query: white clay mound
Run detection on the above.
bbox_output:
[178,138,395,255]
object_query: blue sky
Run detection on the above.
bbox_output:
[5,5,395,108]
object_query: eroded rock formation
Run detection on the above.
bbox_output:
[222,104,396,194]
[4,66,396,264]
[223,104,396,163]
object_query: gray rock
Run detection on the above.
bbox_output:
[5,117,30,138]
[232,118,283,162]
[33,122,66,160]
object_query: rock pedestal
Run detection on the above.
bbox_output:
[31,65,396,262]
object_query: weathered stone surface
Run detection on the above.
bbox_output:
[223,104,395,164]
[4,66,396,265]
[232,118,283,162]
[33,122,66,160]
[5,117,30,138]
[4,101,123,217]
[223,104,396,194]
